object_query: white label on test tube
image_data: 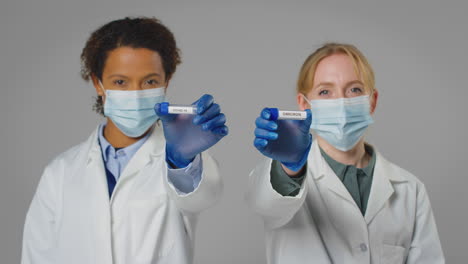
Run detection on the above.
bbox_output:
[168,105,196,114]
[278,110,307,120]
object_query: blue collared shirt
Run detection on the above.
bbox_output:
[97,123,202,196]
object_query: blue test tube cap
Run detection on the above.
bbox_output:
[267,108,279,121]
[159,102,170,115]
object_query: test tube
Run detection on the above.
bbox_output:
[267,108,307,121]
[159,102,197,115]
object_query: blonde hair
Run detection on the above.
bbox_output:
[297,43,375,95]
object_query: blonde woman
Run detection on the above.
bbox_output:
[247,43,444,263]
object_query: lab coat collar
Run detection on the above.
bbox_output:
[364,150,408,223]
[308,140,408,223]
[86,121,166,168]
[308,141,358,206]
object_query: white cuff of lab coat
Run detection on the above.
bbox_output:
[167,154,203,195]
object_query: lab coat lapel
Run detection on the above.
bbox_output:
[117,123,165,182]
[309,141,358,207]
[364,152,395,224]
[84,128,114,263]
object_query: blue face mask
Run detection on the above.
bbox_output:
[100,82,166,138]
[303,95,374,151]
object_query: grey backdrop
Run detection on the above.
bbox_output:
[1,0,467,263]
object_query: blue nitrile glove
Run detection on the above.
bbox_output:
[253,108,312,172]
[155,94,229,168]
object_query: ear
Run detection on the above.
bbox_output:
[370,89,379,114]
[91,75,104,97]
[297,93,310,111]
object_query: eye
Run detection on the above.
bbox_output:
[146,79,159,86]
[113,79,125,86]
[319,90,329,96]
[350,87,363,94]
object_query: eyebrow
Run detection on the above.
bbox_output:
[345,80,364,87]
[142,73,162,79]
[107,74,127,79]
[313,82,334,89]
[107,72,162,80]
[314,80,364,89]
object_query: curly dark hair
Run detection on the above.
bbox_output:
[80,16,181,115]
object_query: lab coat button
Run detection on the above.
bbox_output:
[360,243,368,252]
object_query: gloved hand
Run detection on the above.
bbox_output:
[253,108,312,171]
[155,94,228,168]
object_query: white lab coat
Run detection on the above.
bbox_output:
[22,123,222,264]
[246,141,444,264]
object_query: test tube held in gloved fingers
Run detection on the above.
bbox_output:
[267,108,307,121]
[159,102,197,115]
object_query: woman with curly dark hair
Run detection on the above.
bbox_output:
[22,17,228,264]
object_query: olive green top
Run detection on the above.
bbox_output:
[270,145,376,215]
